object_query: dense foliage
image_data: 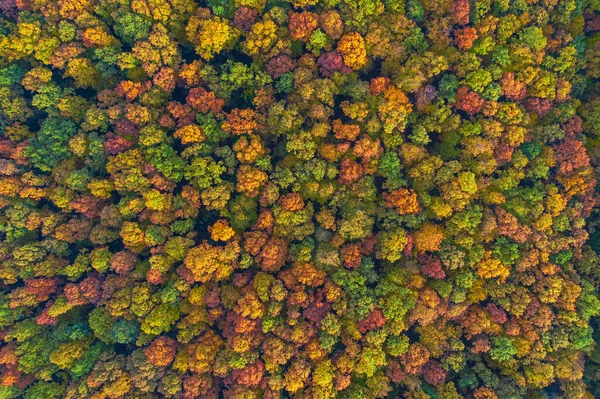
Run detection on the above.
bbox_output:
[1,0,600,398]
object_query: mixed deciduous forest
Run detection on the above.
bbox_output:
[1,0,600,398]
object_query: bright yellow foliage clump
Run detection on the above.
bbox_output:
[187,16,239,60]
[209,219,236,241]
[174,124,206,144]
[245,19,278,57]
[184,241,240,283]
[337,32,367,70]
[477,255,510,281]
[414,223,445,253]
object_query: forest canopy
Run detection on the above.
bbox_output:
[2,0,600,398]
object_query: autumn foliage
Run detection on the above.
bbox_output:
[1,1,600,399]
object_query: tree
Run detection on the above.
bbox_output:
[145,336,177,367]
[377,229,408,262]
[289,12,319,42]
[186,16,240,61]
[183,241,239,283]
[384,189,420,215]
[337,32,367,70]
[24,118,77,173]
